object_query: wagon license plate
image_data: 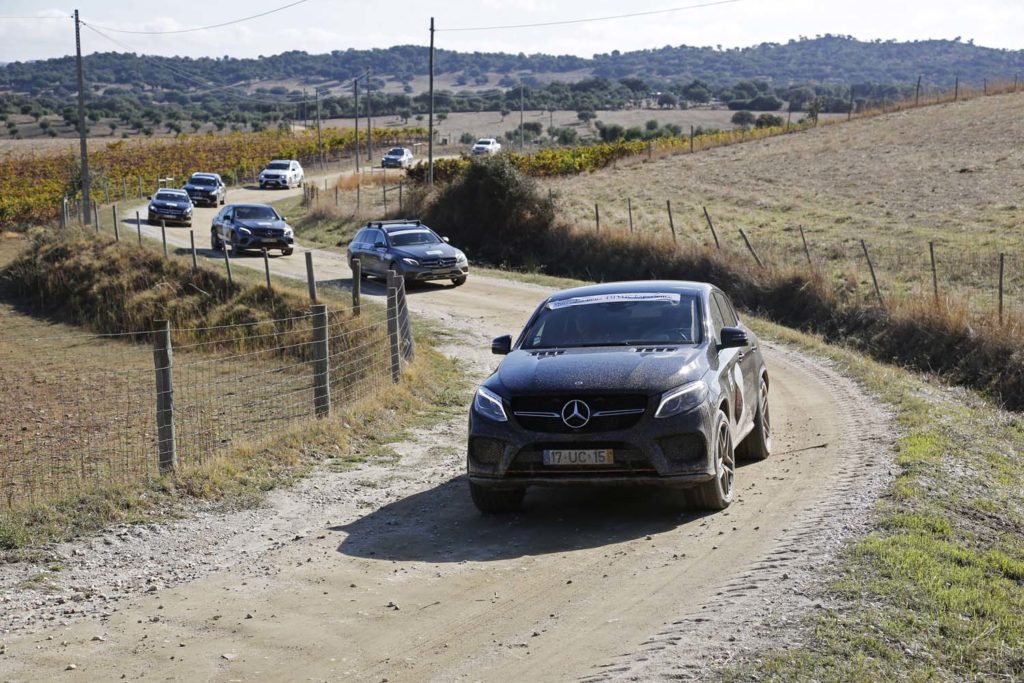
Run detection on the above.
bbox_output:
[542,448,614,466]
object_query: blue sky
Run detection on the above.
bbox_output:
[1,0,1022,62]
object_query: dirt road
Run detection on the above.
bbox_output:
[0,182,894,681]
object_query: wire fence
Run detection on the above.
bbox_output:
[0,277,413,510]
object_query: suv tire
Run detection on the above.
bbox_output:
[685,410,735,510]
[737,378,771,461]
[211,230,223,251]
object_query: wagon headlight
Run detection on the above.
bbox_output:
[655,380,708,419]
[473,386,508,422]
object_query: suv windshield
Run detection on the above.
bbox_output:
[266,162,290,170]
[235,206,278,220]
[155,192,185,201]
[521,293,701,349]
[390,230,441,247]
[189,177,216,186]
[387,148,405,155]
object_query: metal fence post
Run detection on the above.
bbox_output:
[305,251,318,303]
[861,239,884,308]
[136,211,142,245]
[387,271,401,383]
[160,220,168,258]
[666,200,677,242]
[312,304,331,417]
[703,206,721,249]
[352,258,361,316]
[112,205,119,241]
[153,320,177,474]
[189,230,198,270]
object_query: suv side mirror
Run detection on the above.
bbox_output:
[717,326,748,350]
[442,236,450,243]
[491,335,512,355]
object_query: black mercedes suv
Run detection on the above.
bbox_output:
[467,281,771,513]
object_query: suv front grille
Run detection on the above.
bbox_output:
[419,257,457,268]
[511,395,648,434]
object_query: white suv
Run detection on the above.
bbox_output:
[471,138,502,155]
[259,159,304,189]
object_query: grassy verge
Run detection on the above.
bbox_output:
[720,319,1024,681]
[0,231,469,552]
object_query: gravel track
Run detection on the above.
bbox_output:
[0,178,895,681]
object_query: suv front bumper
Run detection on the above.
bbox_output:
[467,401,716,488]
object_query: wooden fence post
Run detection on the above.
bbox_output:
[666,200,677,242]
[94,203,100,232]
[262,247,272,290]
[386,271,401,383]
[861,239,884,308]
[112,205,119,242]
[929,241,938,303]
[595,203,600,232]
[739,229,764,269]
[152,320,177,474]
[223,243,233,287]
[351,258,362,316]
[799,225,812,266]
[305,251,318,304]
[135,211,142,245]
[627,198,634,233]
[999,253,1005,325]
[689,125,694,153]
[189,230,197,270]
[702,206,721,249]
[311,304,331,417]
[160,220,168,258]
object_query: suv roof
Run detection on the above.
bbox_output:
[190,172,220,179]
[363,219,426,233]
[156,188,189,196]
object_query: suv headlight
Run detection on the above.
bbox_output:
[402,257,420,267]
[655,380,708,419]
[455,250,468,266]
[473,386,508,422]
[237,227,251,235]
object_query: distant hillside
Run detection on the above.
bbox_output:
[1,35,1021,143]
[3,35,1022,98]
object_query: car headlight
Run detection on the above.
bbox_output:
[455,251,468,265]
[655,380,708,419]
[283,227,293,236]
[402,257,420,267]
[473,386,508,422]
[237,227,251,235]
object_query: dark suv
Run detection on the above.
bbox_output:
[467,281,770,513]
[183,172,226,207]
[346,220,469,286]
[211,203,295,256]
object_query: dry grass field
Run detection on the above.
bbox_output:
[539,91,1024,314]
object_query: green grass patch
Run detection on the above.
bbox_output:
[722,320,1024,681]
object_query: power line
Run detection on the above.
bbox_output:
[0,16,70,20]
[84,0,309,35]
[437,0,741,32]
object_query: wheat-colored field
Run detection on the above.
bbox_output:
[537,91,1024,313]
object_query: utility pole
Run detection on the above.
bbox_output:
[302,88,307,128]
[366,69,373,164]
[353,79,360,174]
[520,84,525,153]
[428,16,435,185]
[74,9,91,225]
[315,88,323,170]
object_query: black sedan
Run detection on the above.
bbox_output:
[147,189,194,227]
[346,220,469,286]
[467,281,771,513]
[211,203,295,256]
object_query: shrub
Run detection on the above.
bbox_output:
[423,156,554,265]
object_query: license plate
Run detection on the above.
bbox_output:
[433,268,452,275]
[262,237,278,243]
[542,448,614,466]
